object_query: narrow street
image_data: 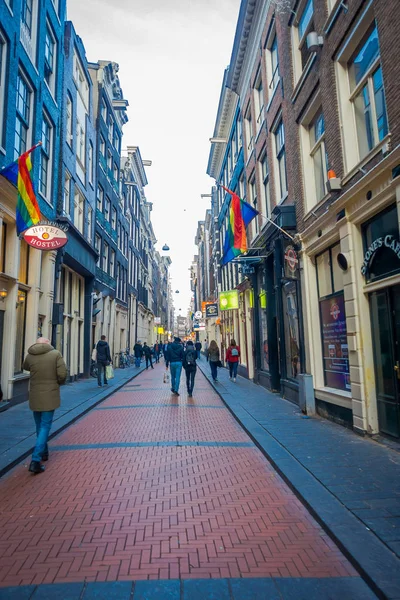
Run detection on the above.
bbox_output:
[0,362,375,599]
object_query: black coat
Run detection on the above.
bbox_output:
[134,343,143,358]
[96,340,111,363]
[143,345,152,357]
[166,342,184,365]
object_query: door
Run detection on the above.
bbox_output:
[370,284,400,437]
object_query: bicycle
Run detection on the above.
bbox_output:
[118,351,128,369]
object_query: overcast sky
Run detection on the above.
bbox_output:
[67,0,240,317]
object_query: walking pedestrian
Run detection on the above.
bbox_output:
[96,335,112,387]
[183,340,197,398]
[164,341,170,364]
[206,340,220,382]
[195,340,202,360]
[133,340,143,367]
[153,341,160,363]
[23,337,67,474]
[143,342,154,369]
[226,339,240,382]
[166,336,184,395]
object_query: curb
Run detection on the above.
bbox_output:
[198,362,400,600]
[0,365,147,480]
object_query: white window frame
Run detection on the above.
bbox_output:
[291,0,314,84]
[15,70,33,159]
[97,184,103,212]
[66,94,73,147]
[88,141,94,185]
[101,98,107,122]
[95,234,101,265]
[44,21,56,96]
[335,9,389,175]
[20,0,38,66]
[87,206,93,243]
[63,170,71,216]
[260,154,271,222]
[273,118,288,202]
[103,241,109,272]
[244,105,254,160]
[73,189,84,234]
[39,111,53,202]
[253,70,264,135]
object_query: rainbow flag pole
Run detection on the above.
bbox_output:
[219,184,258,266]
[0,142,42,236]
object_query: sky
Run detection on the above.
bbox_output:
[67,0,240,316]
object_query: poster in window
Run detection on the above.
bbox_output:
[320,293,350,391]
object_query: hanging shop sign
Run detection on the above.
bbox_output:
[238,265,255,274]
[320,293,350,391]
[219,290,239,311]
[284,244,299,277]
[205,303,218,318]
[202,301,213,313]
[194,310,202,320]
[193,323,206,331]
[23,223,68,250]
[154,317,161,325]
[361,235,400,276]
[157,327,164,334]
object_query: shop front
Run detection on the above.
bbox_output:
[253,233,303,404]
[362,204,400,438]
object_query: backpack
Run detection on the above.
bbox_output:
[231,347,239,357]
[186,349,196,366]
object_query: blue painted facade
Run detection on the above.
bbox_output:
[0,0,66,214]
[54,21,97,378]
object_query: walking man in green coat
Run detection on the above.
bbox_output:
[23,337,67,474]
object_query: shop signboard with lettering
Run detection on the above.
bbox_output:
[219,290,239,311]
[205,303,218,318]
[320,293,350,391]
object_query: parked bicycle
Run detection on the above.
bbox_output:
[118,350,128,369]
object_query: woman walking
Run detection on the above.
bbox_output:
[206,340,220,382]
[226,339,240,382]
[183,340,197,397]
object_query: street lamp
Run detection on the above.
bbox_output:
[162,244,170,251]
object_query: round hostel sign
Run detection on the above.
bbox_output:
[194,311,202,320]
[23,224,68,251]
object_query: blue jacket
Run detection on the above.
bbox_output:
[166,342,184,366]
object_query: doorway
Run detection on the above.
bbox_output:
[370,284,400,438]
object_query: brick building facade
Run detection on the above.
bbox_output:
[204,0,400,437]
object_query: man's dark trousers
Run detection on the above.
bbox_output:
[146,356,153,369]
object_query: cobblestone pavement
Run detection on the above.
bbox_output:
[0,364,376,598]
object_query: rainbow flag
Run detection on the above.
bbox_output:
[221,185,258,265]
[0,144,42,235]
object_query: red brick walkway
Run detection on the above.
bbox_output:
[0,365,357,586]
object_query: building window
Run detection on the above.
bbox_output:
[88,141,93,185]
[257,265,269,372]
[97,184,103,212]
[266,34,280,94]
[310,110,328,201]
[76,120,85,167]
[104,196,110,221]
[95,234,101,265]
[349,24,388,160]
[244,106,253,158]
[73,190,84,234]
[274,120,287,200]
[113,163,118,183]
[22,0,33,36]
[63,171,71,215]
[87,206,93,243]
[316,243,349,391]
[250,178,259,237]
[111,207,117,229]
[253,71,264,133]
[107,150,112,176]
[66,94,73,146]
[113,128,120,152]
[44,23,56,92]
[100,135,105,158]
[260,155,270,219]
[15,72,32,159]
[101,98,107,122]
[110,249,115,277]
[0,32,7,149]
[291,0,314,82]
[103,241,109,272]
[108,114,113,142]
[39,113,52,200]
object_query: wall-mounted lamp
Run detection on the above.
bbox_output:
[0,289,7,302]
[16,291,26,307]
[326,169,342,192]
[306,31,324,52]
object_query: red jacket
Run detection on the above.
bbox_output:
[226,345,240,363]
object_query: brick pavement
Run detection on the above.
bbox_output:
[0,363,377,598]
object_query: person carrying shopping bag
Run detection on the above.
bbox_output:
[206,340,220,382]
[166,337,184,395]
[183,340,197,398]
[226,339,240,382]
[96,335,112,387]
